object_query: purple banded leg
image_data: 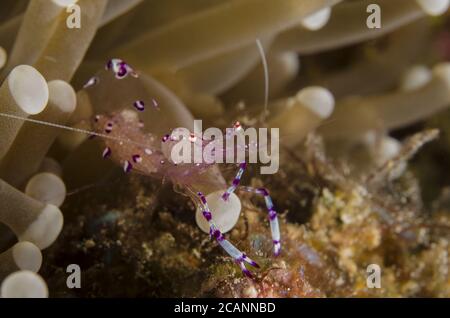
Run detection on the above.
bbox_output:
[197,192,259,278]
[239,187,281,256]
[222,162,247,201]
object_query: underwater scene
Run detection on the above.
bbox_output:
[0,0,450,299]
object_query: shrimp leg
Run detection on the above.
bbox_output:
[239,186,281,256]
[197,191,259,278]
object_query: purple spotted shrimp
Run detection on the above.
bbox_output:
[85,59,281,278]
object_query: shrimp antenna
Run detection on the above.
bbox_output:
[0,111,149,148]
[256,38,269,118]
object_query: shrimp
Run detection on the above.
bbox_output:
[84,59,281,278]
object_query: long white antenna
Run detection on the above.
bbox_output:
[0,111,148,148]
[256,38,269,114]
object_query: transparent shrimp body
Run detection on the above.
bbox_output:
[85,59,281,277]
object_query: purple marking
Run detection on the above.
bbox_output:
[198,192,207,204]
[106,58,137,80]
[123,161,132,173]
[236,259,253,278]
[132,154,142,163]
[242,268,252,278]
[212,229,224,241]
[133,100,145,112]
[105,122,113,133]
[116,65,127,79]
[240,254,260,268]
[222,162,247,200]
[162,134,170,142]
[202,211,212,221]
[248,259,260,268]
[102,147,111,159]
[268,210,277,221]
[258,188,269,196]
